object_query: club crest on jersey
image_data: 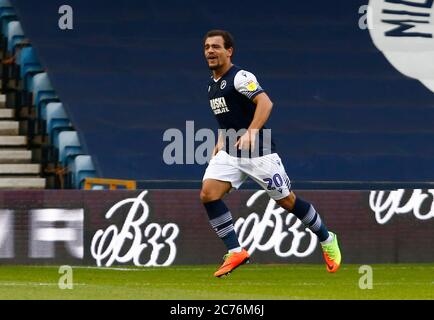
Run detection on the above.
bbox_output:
[220,80,227,90]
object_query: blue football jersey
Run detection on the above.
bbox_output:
[207,65,276,157]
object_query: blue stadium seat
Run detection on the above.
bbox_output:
[0,0,16,38]
[0,0,11,6]
[18,46,43,90]
[0,0,12,9]
[70,155,97,189]
[58,131,83,167]
[6,21,25,54]
[31,72,59,119]
[46,102,73,146]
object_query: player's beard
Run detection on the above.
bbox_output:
[208,63,220,71]
[207,56,221,71]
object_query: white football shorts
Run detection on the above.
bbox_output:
[202,150,291,200]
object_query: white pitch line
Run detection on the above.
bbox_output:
[0,282,86,287]
[372,282,433,286]
[73,266,214,271]
[25,266,148,272]
[72,266,146,271]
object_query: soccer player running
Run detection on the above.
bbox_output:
[201,30,342,277]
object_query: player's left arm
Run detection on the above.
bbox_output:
[236,93,273,150]
[234,70,273,150]
[249,92,273,131]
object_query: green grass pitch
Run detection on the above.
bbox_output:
[0,264,432,300]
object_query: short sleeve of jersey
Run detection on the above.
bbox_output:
[234,70,264,100]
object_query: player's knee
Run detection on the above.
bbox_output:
[277,192,296,211]
[200,188,220,203]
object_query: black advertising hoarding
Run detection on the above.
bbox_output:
[0,189,433,265]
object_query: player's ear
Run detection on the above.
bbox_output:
[227,47,234,58]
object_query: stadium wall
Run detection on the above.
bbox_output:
[10,0,434,183]
[0,189,433,265]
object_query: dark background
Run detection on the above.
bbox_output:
[10,0,434,183]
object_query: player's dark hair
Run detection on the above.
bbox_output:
[204,30,235,50]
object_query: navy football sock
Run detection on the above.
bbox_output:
[203,199,240,251]
[291,197,330,242]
